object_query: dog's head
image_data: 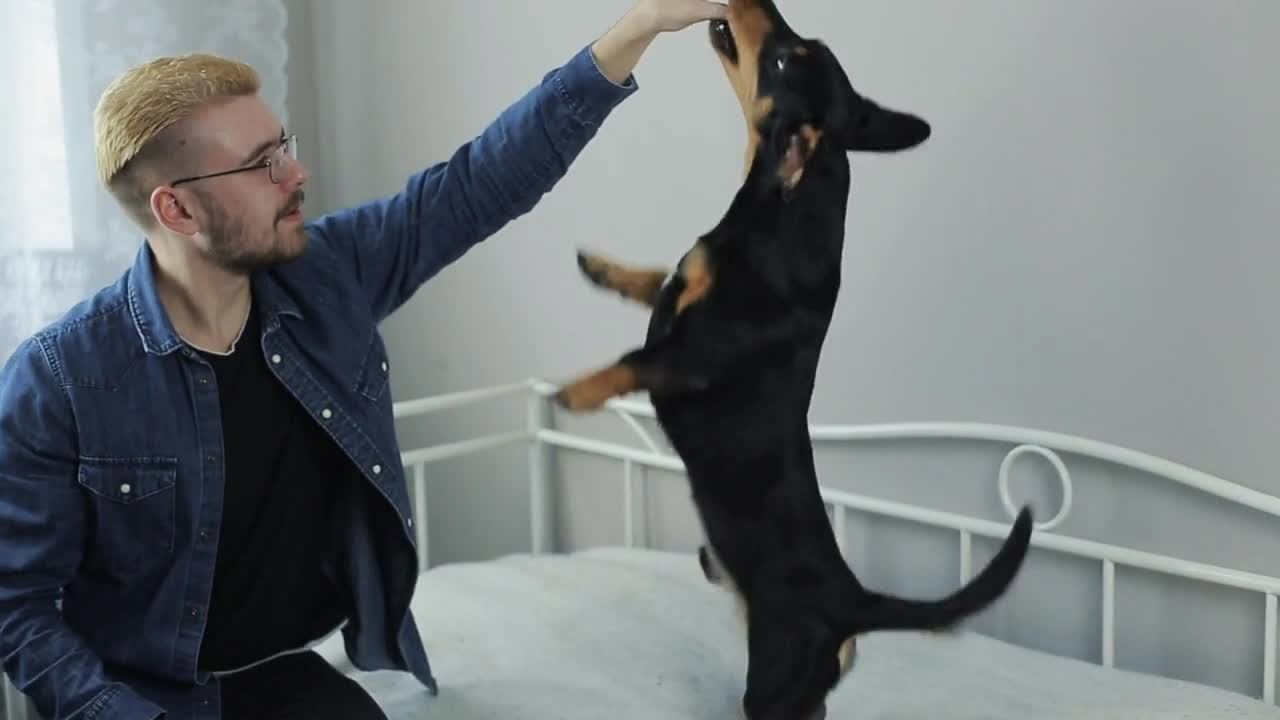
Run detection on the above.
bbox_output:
[709,0,931,189]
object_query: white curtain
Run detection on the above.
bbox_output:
[0,0,289,361]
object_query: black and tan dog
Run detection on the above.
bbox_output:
[554,1,1034,717]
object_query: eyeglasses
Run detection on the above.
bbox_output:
[170,134,299,187]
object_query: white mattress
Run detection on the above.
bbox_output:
[316,547,1280,719]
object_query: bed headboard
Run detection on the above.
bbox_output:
[391,378,1280,707]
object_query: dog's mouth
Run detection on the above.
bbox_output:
[709,18,737,63]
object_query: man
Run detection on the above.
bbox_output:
[0,1,727,718]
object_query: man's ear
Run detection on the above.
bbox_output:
[844,98,931,153]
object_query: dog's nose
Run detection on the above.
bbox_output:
[709,19,733,55]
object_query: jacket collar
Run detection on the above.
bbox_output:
[127,241,303,356]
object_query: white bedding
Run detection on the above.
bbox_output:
[317,547,1280,719]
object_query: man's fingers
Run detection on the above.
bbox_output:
[647,0,728,32]
[699,1,728,20]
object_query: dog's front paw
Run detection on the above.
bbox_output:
[553,382,603,412]
[553,365,637,412]
[575,249,669,307]
[576,250,611,289]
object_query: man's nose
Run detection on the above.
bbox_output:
[281,157,310,188]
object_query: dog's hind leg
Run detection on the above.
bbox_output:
[740,616,835,720]
[576,250,670,308]
[699,545,750,632]
[697,545,724,583]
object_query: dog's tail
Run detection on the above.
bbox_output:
[843,505,1034,635]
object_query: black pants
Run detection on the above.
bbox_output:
[218,650,387,720]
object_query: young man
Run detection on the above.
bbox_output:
[0,1,727,718]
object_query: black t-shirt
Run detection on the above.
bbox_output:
[193,299,349,672]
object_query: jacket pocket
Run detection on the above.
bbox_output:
[77,456,178,579]
[355,331,391,402]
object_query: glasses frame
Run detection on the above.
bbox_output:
[169,134,298,187]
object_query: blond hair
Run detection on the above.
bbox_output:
[94,53,260,227]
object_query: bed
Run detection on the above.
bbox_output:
[331,547,1279,719]
[339,378,1280,719]
[5,378,1280,719]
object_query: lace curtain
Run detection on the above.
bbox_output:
[0,0,288,361]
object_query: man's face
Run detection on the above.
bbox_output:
[166,95,311,274]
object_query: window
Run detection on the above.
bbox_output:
[2,0,74,252]
[0,0,288,360]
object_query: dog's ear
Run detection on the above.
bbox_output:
[844,98,931,153]
[815,42,931,153]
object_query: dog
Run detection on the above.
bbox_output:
[553,1,1034,718]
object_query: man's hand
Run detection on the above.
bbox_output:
[591,0,729,85]
[635,0,730,33]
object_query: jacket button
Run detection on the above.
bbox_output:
[120,483,131,494]
[407,517,414,528]
[321,408,332,419]
[381,361,388,372]
[271,354,282,364]
[372,464,382,475]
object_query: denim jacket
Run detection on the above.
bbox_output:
[0,45,635,720]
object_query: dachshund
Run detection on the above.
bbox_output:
[554,2,1033,717]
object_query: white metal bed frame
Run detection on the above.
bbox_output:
[4,376,1279,718]
[392,378,1280,707]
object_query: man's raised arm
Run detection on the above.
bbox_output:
[308,0,726,324]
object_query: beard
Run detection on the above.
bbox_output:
[190,187,309,274]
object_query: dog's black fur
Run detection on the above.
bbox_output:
[555,2,1034,717]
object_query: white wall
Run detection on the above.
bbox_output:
[291,0,1280,699]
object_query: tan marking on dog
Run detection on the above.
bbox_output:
[794,44,809,56]
[578,252,668,307]
[675,245,713,314]
[731,0,774,56]
[800,125,823,152]
[717,0,776,177]
[555,365,637,412]
[719,0,773,111]
[742,96,775,178]
[780,124,824,189]
[837,635,857,674]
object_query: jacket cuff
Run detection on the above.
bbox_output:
[83,684,167,720]
[551,44,639,129]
